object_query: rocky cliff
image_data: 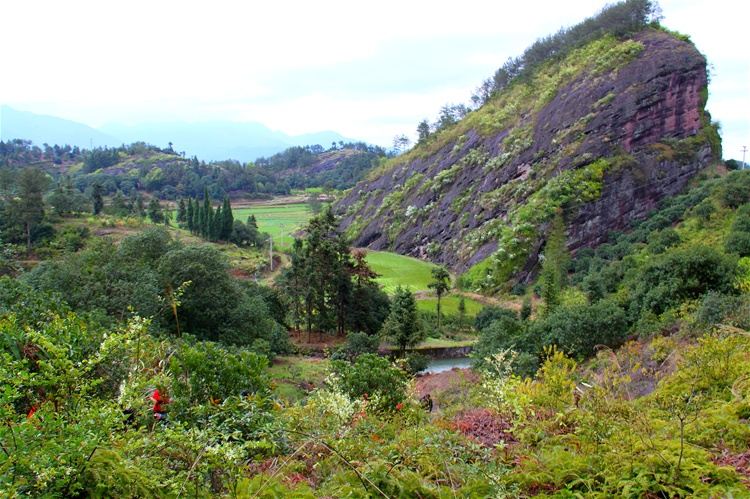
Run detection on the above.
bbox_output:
[335,29,719,289]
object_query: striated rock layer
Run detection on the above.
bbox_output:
[336,29,718,284]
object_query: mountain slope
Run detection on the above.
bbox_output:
[0,106,119,149]
[336,29,719,290]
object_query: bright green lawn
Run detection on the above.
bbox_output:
[416,294,484,317]
[364,250,439,293]
[232,203,313,250]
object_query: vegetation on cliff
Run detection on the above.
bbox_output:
[336,0,719,294]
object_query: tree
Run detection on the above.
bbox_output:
[382,286,423,356]
[221,196,233,240]
[308,193,322,215]
[211,204,222,241]
[428,266,451,332]
[177,198,187,225]
[457,296,467,327]
[540,211,569,316]
[416,120,431,143]
[186,198,194,232]
[17,168,49,252]
[202,188,211,238]
[392,134,410,154]
[91,182,104,215]
[147,198,164,224]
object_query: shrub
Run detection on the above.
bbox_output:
[725,231,750,257]
[403,352,429,374]
[169,339,269,419]
[647,228,681,254]
[628,245,738,317]
[531,300,628,359]
[474,305,518,331]
[720,170,750,208]
[332,331,380,361]
[473,313,527,369]
[695,292,750,330]
[331,354,408,412]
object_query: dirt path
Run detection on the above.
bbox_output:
[414,368,479,414]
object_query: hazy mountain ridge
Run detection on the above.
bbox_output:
[0,105,353,162]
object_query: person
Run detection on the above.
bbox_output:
[420,393,433,412]
[151,388,170,422]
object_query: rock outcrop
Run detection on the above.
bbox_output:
[336,29,718,287]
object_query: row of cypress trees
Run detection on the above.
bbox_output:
[176,188,234,241]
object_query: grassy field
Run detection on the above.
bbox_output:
[416,294,484,317]
[364,250,438,293]
[232,203,312,250]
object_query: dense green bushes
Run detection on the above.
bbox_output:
[533,299,628,358]
[0,308,284,496]
[627,245,737,317]
[331,354,408,412]
[23,227,286,352]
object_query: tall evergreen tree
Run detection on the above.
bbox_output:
[428,266,451,332]
[17,167,49,252]
[540,210,569,316]
[177,198,187,225]
[91,182,104,215]
[211,204,222,241]
[383,286,423,356]
[193,199,201,235]
[202,188,211,238]
[221,196,234,240]
[147,198,164,224]
[186,198,194,232]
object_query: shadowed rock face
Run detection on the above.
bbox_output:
[336,30,715,280]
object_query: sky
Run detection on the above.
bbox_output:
[1,0,747,159]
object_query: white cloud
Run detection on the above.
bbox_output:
[1,0,746,155]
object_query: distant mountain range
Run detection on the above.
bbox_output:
[0,106,353,162]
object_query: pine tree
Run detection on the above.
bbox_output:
[147,198,164,224]
[186,198,194,232]
[17,167,49,252]
[383,286,423,356]
[202,188,211,238]
[247,214,258,230]
[193,200,201,235]
[91,182,104,215]
[540,210,569,316]
[211,204,222,241]
[458,297,467,327]
[221,196,233,240]
[428,266,451,333]
[177,198,186,225]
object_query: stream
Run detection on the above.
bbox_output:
[421,357,472,374]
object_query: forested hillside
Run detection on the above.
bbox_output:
[0,139,385,202]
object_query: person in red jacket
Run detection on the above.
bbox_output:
[151,388,170,422]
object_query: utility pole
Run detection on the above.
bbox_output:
[269,235,273,272]
[742,146,748,170]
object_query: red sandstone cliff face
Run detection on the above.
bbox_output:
[336,30,717,281]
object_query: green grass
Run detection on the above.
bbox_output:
[267,356,330,402]
[414,337,476,349]
[232,203,313,250]
[416,294,484,317]
[364,250,439,293]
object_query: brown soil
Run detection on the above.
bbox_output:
[415,367,479,400]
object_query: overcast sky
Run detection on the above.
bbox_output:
[1,0,747,158]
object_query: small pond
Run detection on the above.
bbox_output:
[421,357,472,374]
